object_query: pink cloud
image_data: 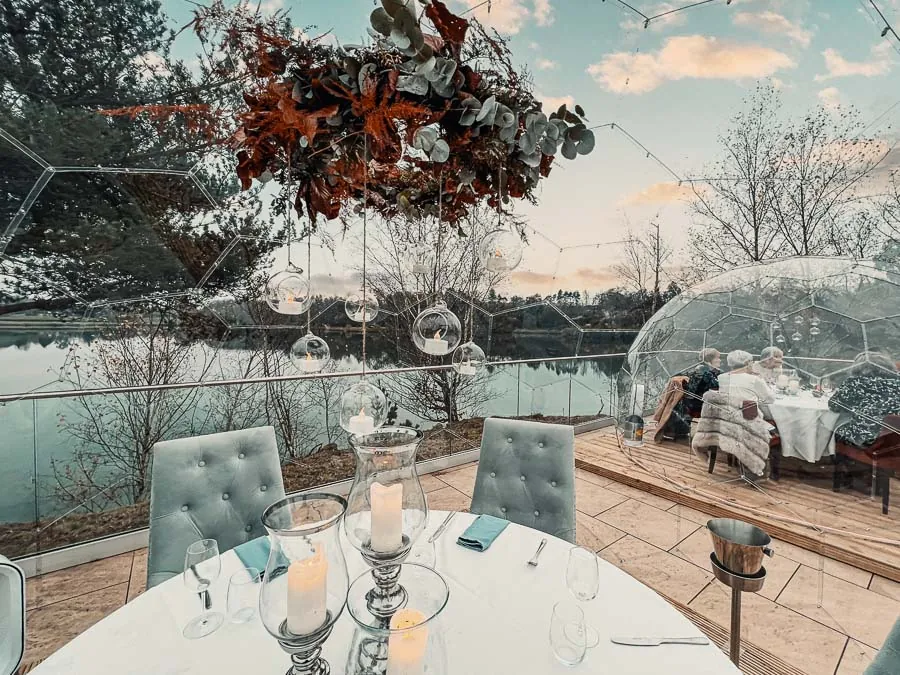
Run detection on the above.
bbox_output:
[620,182,696,206]
[733,11,812,47]
[587,35,795,94]
[815,43,894,81]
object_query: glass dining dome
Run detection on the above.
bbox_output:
[617,257,900,418]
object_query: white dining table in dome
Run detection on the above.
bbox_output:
[30,511,739,675]
[768,390,841,463]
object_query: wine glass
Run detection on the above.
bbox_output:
[550,601,587,666]
[565,546,600,648]
[183,538,224,639]
[822,378,834,397]
[407,539,436,569]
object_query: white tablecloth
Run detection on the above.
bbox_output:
[32,512,738,674]
[769,391,841,462]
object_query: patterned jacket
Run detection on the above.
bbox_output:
[828,376,900,448]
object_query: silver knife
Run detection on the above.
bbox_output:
[428,512,456,543]
[611,636,710,647]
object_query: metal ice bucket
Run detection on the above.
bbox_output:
[707,518,774,575]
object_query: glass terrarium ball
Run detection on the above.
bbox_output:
[264,265,311,315]
[791,331,803,342]
[345,288,380,323]
[411,301,462,356]
[478,229,524,273]
[290,331,331,373]
[452,341,486,376]
[340,380,388,435]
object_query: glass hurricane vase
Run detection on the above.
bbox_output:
[259,494,349,675]
[345,427,428,620]
[345,563,449,675]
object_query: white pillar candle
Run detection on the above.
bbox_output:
[789,379,800,394]
[349,408,375,435]
[485,248,505,272]
[370,482,403,553]
[388,608,428,675]
[457,361,477,376]
[299,353,319,373]
[423,331,448,355]
[776,373,789,389]
[286,547,327,636]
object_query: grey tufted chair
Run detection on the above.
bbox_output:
[0,554,25,675]
[147,426,286,589]
[470,418,576,543]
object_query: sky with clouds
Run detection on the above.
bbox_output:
[165,0,900,297]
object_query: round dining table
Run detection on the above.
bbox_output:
[768,390,841,463]
[31,511,739,674]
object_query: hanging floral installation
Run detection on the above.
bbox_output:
[182,0,595,230]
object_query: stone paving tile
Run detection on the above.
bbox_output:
[665,502,715,527]
[574,478,628,517]
[604,481,677,511]
[776,564,900,649]
[127,548,148,602]
[27,552,133,610]
[689,582,847,675]
[574,467,612,487]
[436,463,478,496]
[574,510,625,553]
[869,574,900,603]
[771,537,873,589]
[424,486,471,512]
[26,582,129,664]
[836,639,877,675]
[599,535,712,605]
[670,527,800,602]
[419,473,449,493]
[597,499,699,550]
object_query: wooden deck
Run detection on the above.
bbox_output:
[575,427,900,582]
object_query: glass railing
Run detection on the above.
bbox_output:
[0,352,627,559]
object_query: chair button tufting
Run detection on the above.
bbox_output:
[244,525,252,533]
[490,471,496,478]
[520,475,526,481]
[181,505,189,512]
[551,480,557,487]
[238,452,245,459]
[260,485,267,492]
[507,437,513,443]
[538,442,544,448]
[534,510,540,517]
[500,507,507,513]
[222,493,230,500]
[197,460,206,467]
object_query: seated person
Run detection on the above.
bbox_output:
[829,352,900,448]
[717,350,775,418]
[653,348,721,441]
[755,346,784,385]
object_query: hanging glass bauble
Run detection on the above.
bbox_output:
[411,243,434,276]
[794,315,804,325]
[264,264,311,315]
[809,315,820,327]
[809,326,821,337]
[478,229,524,273]
[345,288,380,323]
[340,380,387,435]
[451,341,486,376]
[411,301,462,356]
[775,334,786,344]
[791,331,803,342]
[772,321,782,332]
[290,331,331,373]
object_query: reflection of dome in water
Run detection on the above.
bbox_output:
[618,257,900,418]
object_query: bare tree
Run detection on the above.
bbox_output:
[688,83,784,272]
[771,107,888,256]
[358,205,503,422]
[613,219,673,318]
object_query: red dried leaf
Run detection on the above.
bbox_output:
[425,0,468,44]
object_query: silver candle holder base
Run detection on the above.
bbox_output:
[359,536,412,621]
[276,612,335,675]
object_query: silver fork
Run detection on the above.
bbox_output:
[527,538,547,567]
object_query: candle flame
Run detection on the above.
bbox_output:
[305,352,312,361]
[433,331,441,340]
[359,407,365,416]
[493,248,502,258]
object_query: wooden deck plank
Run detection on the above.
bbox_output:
[575,429,900,582]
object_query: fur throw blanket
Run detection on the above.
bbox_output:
[692,391,771,476]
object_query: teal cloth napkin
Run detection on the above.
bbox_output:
[233,536,274,577]
[456,514,509,552]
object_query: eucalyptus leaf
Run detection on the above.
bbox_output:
[326,114,343,126]
[393,5,417,34]
[519,131,536,152]
[567,125,584,142]
[358,62,377,93]
[557,103,567,119]
[390,28,411,49]
[432,80,455,98]
[459,98,482,126]
[397,74,429,96]
[561,138,577,160]
[430,139,450,163]
[544,123,559,141]
[291,80,303,101]
[520,150,542,168]
[540,137,558,155]
[476,95,498,124]
[415,55,436,76]
[370,7,393,35]
[299,136,309,148]
[381,0,406,17]
[575,104,586,118]
[412,126,438,151]
[576,129,595,155]
[498,124,517,143]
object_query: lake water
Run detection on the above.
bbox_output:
[0,334,628,523]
